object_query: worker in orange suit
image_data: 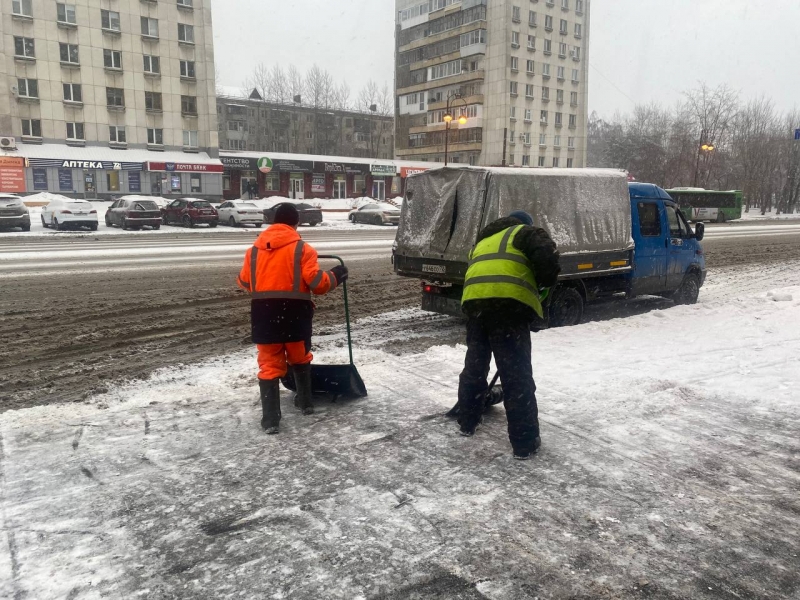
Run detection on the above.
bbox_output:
[238,203,348,434]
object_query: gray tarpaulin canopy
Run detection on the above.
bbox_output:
[396,167,633,259]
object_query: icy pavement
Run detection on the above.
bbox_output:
[2,287,800,598]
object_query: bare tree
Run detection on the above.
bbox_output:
[683,83,739,188]
[245,62,272,102]
[288,64,305,103]
[270,65,289,103]
[305,64,327,109]
[357,79,380,113]
[377,82,394,117]
[332,81,351,111]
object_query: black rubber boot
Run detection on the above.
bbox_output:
[259,378,281,434]
[292,363,314,415]
[513,436,542,460]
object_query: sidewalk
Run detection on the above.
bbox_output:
[2,288,799,599]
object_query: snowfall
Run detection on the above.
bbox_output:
[1,260,799,599]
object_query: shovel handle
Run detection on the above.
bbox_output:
[317,255,354,367]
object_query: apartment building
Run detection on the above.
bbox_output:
[394,0,590,168]
[0,0,221,199]
[217,92,394,161]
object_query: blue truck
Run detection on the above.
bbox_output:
[393,168,706,327]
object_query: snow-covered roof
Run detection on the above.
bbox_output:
[219,150,442,171]
[5,144,221,166]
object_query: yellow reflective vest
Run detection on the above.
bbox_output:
[461,225,544,318]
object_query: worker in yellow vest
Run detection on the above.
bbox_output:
[453,210,561,460]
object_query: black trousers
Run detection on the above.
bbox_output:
[457,314,540,454]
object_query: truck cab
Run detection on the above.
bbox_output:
[628,183,706,303]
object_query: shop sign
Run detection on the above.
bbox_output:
[0,156,26,193]
[315,161,367,175]
[271,158,313,173]
[400,166,430,178]
[371,164,397,176]
[26,158,144,171]
[257,157,274,173]
[311,174,326,194]
[221,156,258,170]
[147,162,224,173]
[58,169,73,192]
[128,172,141,193]
[32,168,48,191]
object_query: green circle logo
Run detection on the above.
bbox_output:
[257,157,273,174]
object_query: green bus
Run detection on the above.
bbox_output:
[665,188,744,223]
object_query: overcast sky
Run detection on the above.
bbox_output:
[211,0,800,118]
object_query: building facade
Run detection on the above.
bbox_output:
[217,93,395,162]
[394,0,590,168]
[0,0,221,199]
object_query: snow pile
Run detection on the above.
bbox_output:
[1,283,799,598]
[21,192,73,206]
[767,289,793,302]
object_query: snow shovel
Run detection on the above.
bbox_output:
[281,255,368,400]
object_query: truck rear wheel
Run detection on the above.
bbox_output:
[673,274,700,305]
[548,287,584,328]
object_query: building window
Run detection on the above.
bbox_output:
[538,156,546,167]
[576,0,584,13]
[509,130,516,145]
[143,55,160,74]
[540,110,548,123]
[562,0,569,8]
[66,122,84,140]
[542,86,550,101]
[553,157,560,167]
[559,43,567,58]
[17,78,38,98]
[542,63,551,77]
[511,31,520,48]
[554,135,561,148]
[568,136,575,149]
[525,84,534,98]
[522,132,531,145]
[228,140,246,150]
[572,46,581,61]
[265,175,279,191]
[526,60,535,74]
[106,87,124,107]
[567,158,574,168]
[145,92,162,111]
[511,56,519,71]
[109,126,126,143]
[572,69,580,82]
[63,83,82,103]
[21,119,41,137]
[59,43,79,64]
[512,6,521,22]
[428,58,463,81]
[557,66,566,80]
[527,35,536,50]
[509,81,518,96]
[539,133,547,147]
[178,23,195,43]
[574,23,582,37]
[14,37,35,59]
[103,49,122,69]
[560,19,568,35]
[180,60,196,78]
[570,91,578,105]
[101,9,121,31]
[181,95,198,115]
[543,39,552,55]
[522,155,530,166]
[178,0,194,7]
[147,128,164,145]
[510,106,516,120]
[509,154,515,166]
[12,0,32,17]
[524,109,532,122]
[190,174,201,193]
[545,15,553,30]
[555,112,563,126]
[569,114,577,128]
[56,3,76,24]
[557,89,564,104]
[141,17,159,37]
[107,171,120,192]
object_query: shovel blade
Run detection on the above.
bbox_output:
[282,364,368,398]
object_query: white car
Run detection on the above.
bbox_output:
[41,197,98,231]
[0,194,30,232]
[217,200,264,227]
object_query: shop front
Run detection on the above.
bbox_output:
[23,158,146,199]
[145,161,225,201]
[0,156,27,194]
[370,164,398,201]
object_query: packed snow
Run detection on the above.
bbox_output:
[1,269,799,598]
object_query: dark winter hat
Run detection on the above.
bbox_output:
[508,210,534,226]
[274,203,300,227]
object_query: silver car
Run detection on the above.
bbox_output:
[0,194,30,232]
[348,202,401,226]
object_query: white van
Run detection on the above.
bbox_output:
[41,197,98,231]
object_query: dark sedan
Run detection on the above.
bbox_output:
[264,202,323,227]
[105,198,162,230]
[161,199,219,228]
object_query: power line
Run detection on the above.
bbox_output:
[589,62,637,107]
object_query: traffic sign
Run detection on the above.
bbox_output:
[795,128,800,140]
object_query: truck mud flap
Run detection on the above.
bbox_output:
[421,292,464,318]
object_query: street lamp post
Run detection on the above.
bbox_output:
[443,91,468,166]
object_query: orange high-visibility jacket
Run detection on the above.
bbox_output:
[238,224,339,344]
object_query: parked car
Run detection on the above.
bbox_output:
[349,203,401,226]
[217,201,264,227]
[105,198,162,230]
[161,199,218,228]
[0,194,30,232]
[264,202,323,227]
[41,198,98,231]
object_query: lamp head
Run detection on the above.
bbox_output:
[443,113,453,124]
[458,115,468,125]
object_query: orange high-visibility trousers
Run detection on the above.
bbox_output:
[257,342,313,380]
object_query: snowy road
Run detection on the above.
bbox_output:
[1,270,798,599]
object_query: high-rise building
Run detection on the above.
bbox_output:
[0,0,221,199]
[394,0,590,168]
